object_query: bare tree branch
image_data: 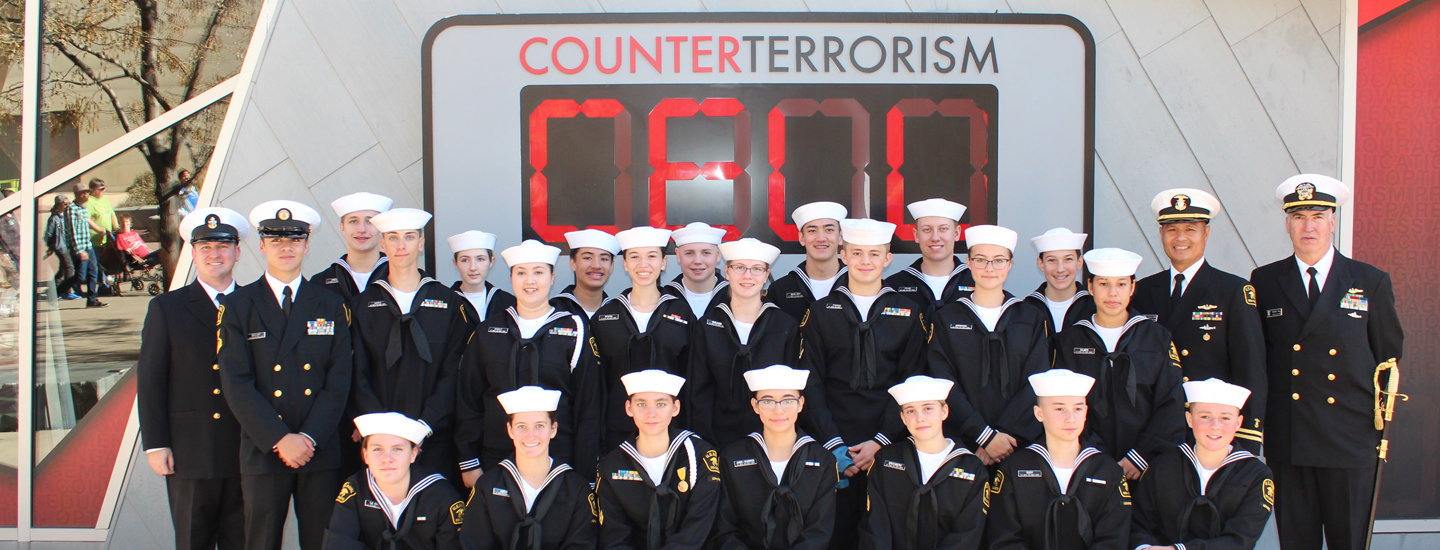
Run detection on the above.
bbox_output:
[50,41,134,135]
[61,39,175,112]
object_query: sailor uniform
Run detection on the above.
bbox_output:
[460,459,599,550]
[591,292,695,449]
[595,430,723,549]
[1129,444,1273,550]
[348,278,472,481]
[765,263,848,322]
[926,295,1051,451]
[1250,250,1403,550]
[451,281,516,326]
[689,302,803,447]
[714,432,838,550]
[312,255,390,302]
[882,258,976,317]
[663,272,730,320]
[549,285,605,320]
[138,281,245,550]
[454,309,603,480]
[217,276,355,550]
[1054,316,1186,473]
[858,439,987,550]
[1023,283,1095,337]
[322,469,463,550]
[986,445,1132,550]
[1133,261,1267,453]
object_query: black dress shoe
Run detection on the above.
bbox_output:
[86,300,108,308]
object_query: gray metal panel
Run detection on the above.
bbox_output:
[1232,6,1340,176]
[218,103,289,202]
[1105,0,1211,57]
[492,0,605,13]
[1299,0,1341,35]
[599,0,709,11]
[1094,153,1163,269]
[1009,0,1122,41]
[393,0,500,42]
[906,0,1013,13]
[1205,0,1302,45]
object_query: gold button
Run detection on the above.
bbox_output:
[213,364,219,371]
[1293,344,1301,351]
[304,389,312,396]
[1292,393,1300,400]
[213,389,221,395]
[1327,397,1336,404]
[274,365,282,372]
[1329,349,1337,356]
[1203,333,1211,341]
[274,390,282,397]
[1182,350,1189,356]
[1328,374,1337,380]
[213,413,221,419]
[304,364,312,371]
[1292,369,1300,376]
[1182,377,1189,382]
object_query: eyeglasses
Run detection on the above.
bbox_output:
[755,398,800,412]
[969,257,1012,269]
[91,185,105,191]
[726,264,769,277]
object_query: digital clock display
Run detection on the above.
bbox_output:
[521,83,998,254]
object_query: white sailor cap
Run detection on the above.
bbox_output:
[616,226,672,251]
[907,198,967,222]
[744,365,810,392]
[354,412,432,446]
[964,225,1018,252]
[791,201,847,228]
[718,238,781,265]
[671,222,726,246]
[1029,369,1096,397]
[888,375,955,406]
[621,369,687,397]
[840,218,896,246]
[369,208,431,234]
[1151,188,1220,224]
[447,231,497,254]
[249,200,321,238]
[564,229,620,256]
[1030,228,1088,254]
[330,192,393,219]
[501,240,562,268]
[497,386,562,415]
[1183,378,1251,409]
[1276,174,1351,212]
[181,207,249,243]
[1083,248,1144,277]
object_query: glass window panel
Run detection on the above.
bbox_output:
[0,207,17,529]
[34,0,261,179]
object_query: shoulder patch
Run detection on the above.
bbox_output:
[1119,480,1131,499]
[1169,343,1181,364]
[336,482,355,504]
[588,492,601,524]
[1243,285,1257,307]
[449,501,464,525]
[589,336,601,357]
[989,471,1004,494]
[704,449,720,473]
[800,309,810,327]
[1263,478,1275,509]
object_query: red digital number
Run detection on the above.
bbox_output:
[885,98,991,240]
[529,99,632,242]
[648,98,751,239]
[767,99,870,241]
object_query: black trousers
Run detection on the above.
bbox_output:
[166,476,245,550]
[1272,460,1377,550]
[829,470,866,550]
[240,469,341,550]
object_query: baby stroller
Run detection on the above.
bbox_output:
[101,229,164,296]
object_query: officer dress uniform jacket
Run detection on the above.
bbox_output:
[1054,315,1186,473]
[882,258,976,318]
[549,285,605,320]
[350,278,472,476]
[1250,252,1404,469]
[595,429,723,549]
[1130,444,1273,550]
[714,432,838,550]
[218,277,354,474]
[926,295,1051,451]
[455,308,603,479]
[858,439,987,550]
[139,281,242,479]
[312,255,390,302]
[460,459,598,550]
[799,285,928,451]
[1023,283,1095,337]
[1133,262,1267,452]
[765,263,848,323]
[591,292,694,449]
[986,445,1132,550]
[452,281,517,326]
[689,302,803,447]
[323,468,463,550]
[662,272,730,320]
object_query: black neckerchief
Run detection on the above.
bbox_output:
[373,278,445,369]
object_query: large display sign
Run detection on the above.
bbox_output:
[423,13,1094,280]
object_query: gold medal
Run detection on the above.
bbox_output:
[677,480,689,493]
[1203,333,1211,341]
